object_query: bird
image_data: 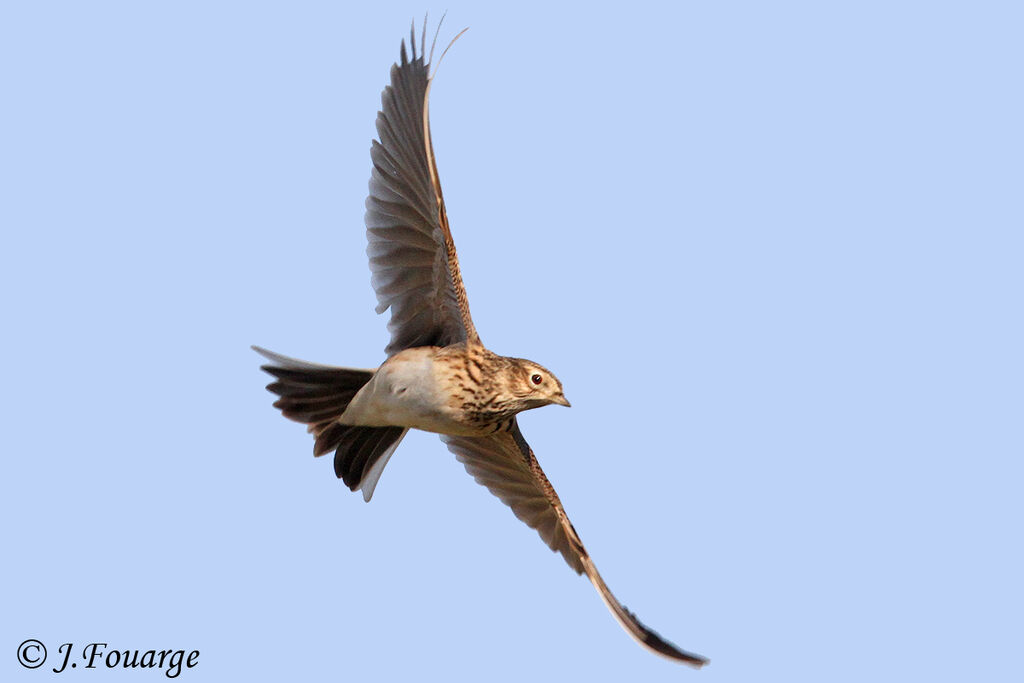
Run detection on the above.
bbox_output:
[254,20,708,668]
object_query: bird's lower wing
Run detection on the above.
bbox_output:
[441,422,708,667]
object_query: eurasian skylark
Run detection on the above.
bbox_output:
[255,22,707,667]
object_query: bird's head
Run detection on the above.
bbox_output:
[505,358,570,411]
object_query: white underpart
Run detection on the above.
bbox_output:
[340,347,475,436]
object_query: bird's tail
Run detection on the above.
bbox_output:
[253,346,408,501]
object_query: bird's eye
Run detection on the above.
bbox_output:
[531,373,543,385]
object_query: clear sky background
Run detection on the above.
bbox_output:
[3,2,1021,681]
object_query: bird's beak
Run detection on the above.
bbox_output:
[552,393,571,408]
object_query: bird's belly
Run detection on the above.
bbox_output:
[339,348,479,435]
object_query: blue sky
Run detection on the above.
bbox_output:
[3,2,1021,681]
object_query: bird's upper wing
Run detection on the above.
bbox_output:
[366,25,479,357]
[441,422,708,667]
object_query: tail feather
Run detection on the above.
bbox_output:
[334,425,407,487]
[341,427,397,483]
[254,345,408,500]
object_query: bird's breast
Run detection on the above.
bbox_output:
[338,347,491,436]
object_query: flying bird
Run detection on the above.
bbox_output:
[255,21,707,667]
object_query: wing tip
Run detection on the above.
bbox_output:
[626,604,710,667]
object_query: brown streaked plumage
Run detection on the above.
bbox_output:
[255,20,707,668]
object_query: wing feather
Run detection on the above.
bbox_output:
[366,27,478,356]
[442,423,708,667]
